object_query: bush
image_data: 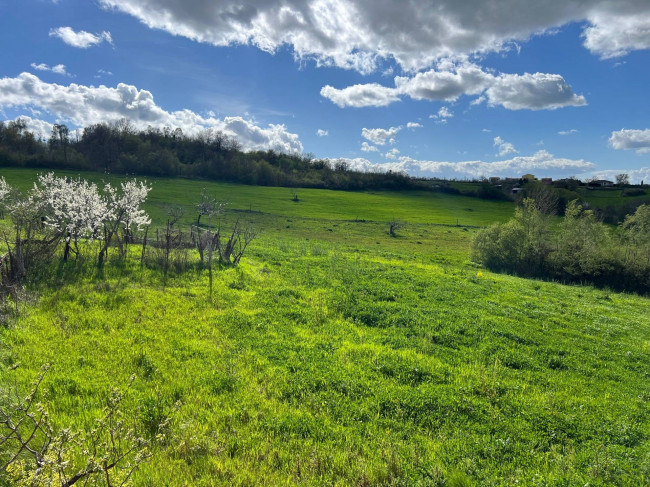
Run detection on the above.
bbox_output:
[472,200,650,294]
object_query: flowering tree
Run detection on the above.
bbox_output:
[37,173,108,261]
[98,180,151,266]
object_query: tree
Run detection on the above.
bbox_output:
[37,174,107,261]
[195,189,222,226]
[214,219,258,265]
[1,366,159,486]
[98,180,151,266]
[551,200,613,278]
[527,184,559,215]
[388,220,406,237]
[49,124,70,163]
[2,179,61,278]
[620,204,650,268]
[615,173,630,186]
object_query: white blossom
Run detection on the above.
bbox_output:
[36,173,109,242]
[104,179,152,231]
[0,177,10,203]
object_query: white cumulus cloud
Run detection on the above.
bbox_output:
[360,142,379,152]
[31,63,70,76]
[583,11,650,59]
[332,150,594,180]
[322,63,586,111]
[558,129,579,135]
[429,106,454,123]
[384,148,400,160]
[437,107,453,119]
[0,72,303,154]
[396,63,488,101]
[49,27,113,48]
[97,0,650,73]
[361,126,401,145]
[407,122,422,129]
[609,129,650,154]
[485,72,586,110]
[493,136,518,156]
[320,83,400,108]
[591,167,650,184]
[316,129,328,136]
[9,116,55,140]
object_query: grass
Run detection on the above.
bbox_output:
[575,187,650,208]
[1,169,649,485]
[0,168,514,227]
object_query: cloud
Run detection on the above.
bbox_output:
[493,136,518,156]
[593,167,650,184]
[331,150,594,180]
[316,129,328,136]
[384,147,400,160]
[608,128,650,154]
[322,63,586,111]
[95,69,114,78]
[429,106,454,123]
[437,107,453,119]
[10,116,54,139]
[470,95,487,106]
[320,83,400,108]
[583,11,650,59]
[361,126,401,145]
[49,27,113,48]
[558,129,578,135]
[98,0,650,73]
[485,72,586,110]
[396,63,488,101]
[31,63,70,76]
[406,122,422,129]
[360,142,379,152]
[0,72,303,153]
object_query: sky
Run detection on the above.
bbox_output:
[1,0,650,182]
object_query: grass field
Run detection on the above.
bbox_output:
[576,187,650,208]
[1,169,649,486]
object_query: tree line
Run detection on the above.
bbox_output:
[0,118,420,191]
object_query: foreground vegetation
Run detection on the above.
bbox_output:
[1,170,649,485]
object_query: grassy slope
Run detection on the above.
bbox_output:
[0,168,514,227]
[575,187,650,208]
[1,169,649,486]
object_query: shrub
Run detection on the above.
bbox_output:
[472,200,650,294]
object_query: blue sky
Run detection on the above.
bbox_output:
[1,0,650,181]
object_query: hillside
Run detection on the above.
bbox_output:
[1,170,649,486]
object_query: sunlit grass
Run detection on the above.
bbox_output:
[1,169,649,485]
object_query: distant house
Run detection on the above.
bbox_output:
[489,177,501,184]
[521,174,536,182]
[541,178,553,185]
[512,187,523,194]
[589,180,614,187]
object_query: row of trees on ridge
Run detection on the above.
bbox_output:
[0,118,418,191]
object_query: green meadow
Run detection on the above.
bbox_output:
[1,169,649,486]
